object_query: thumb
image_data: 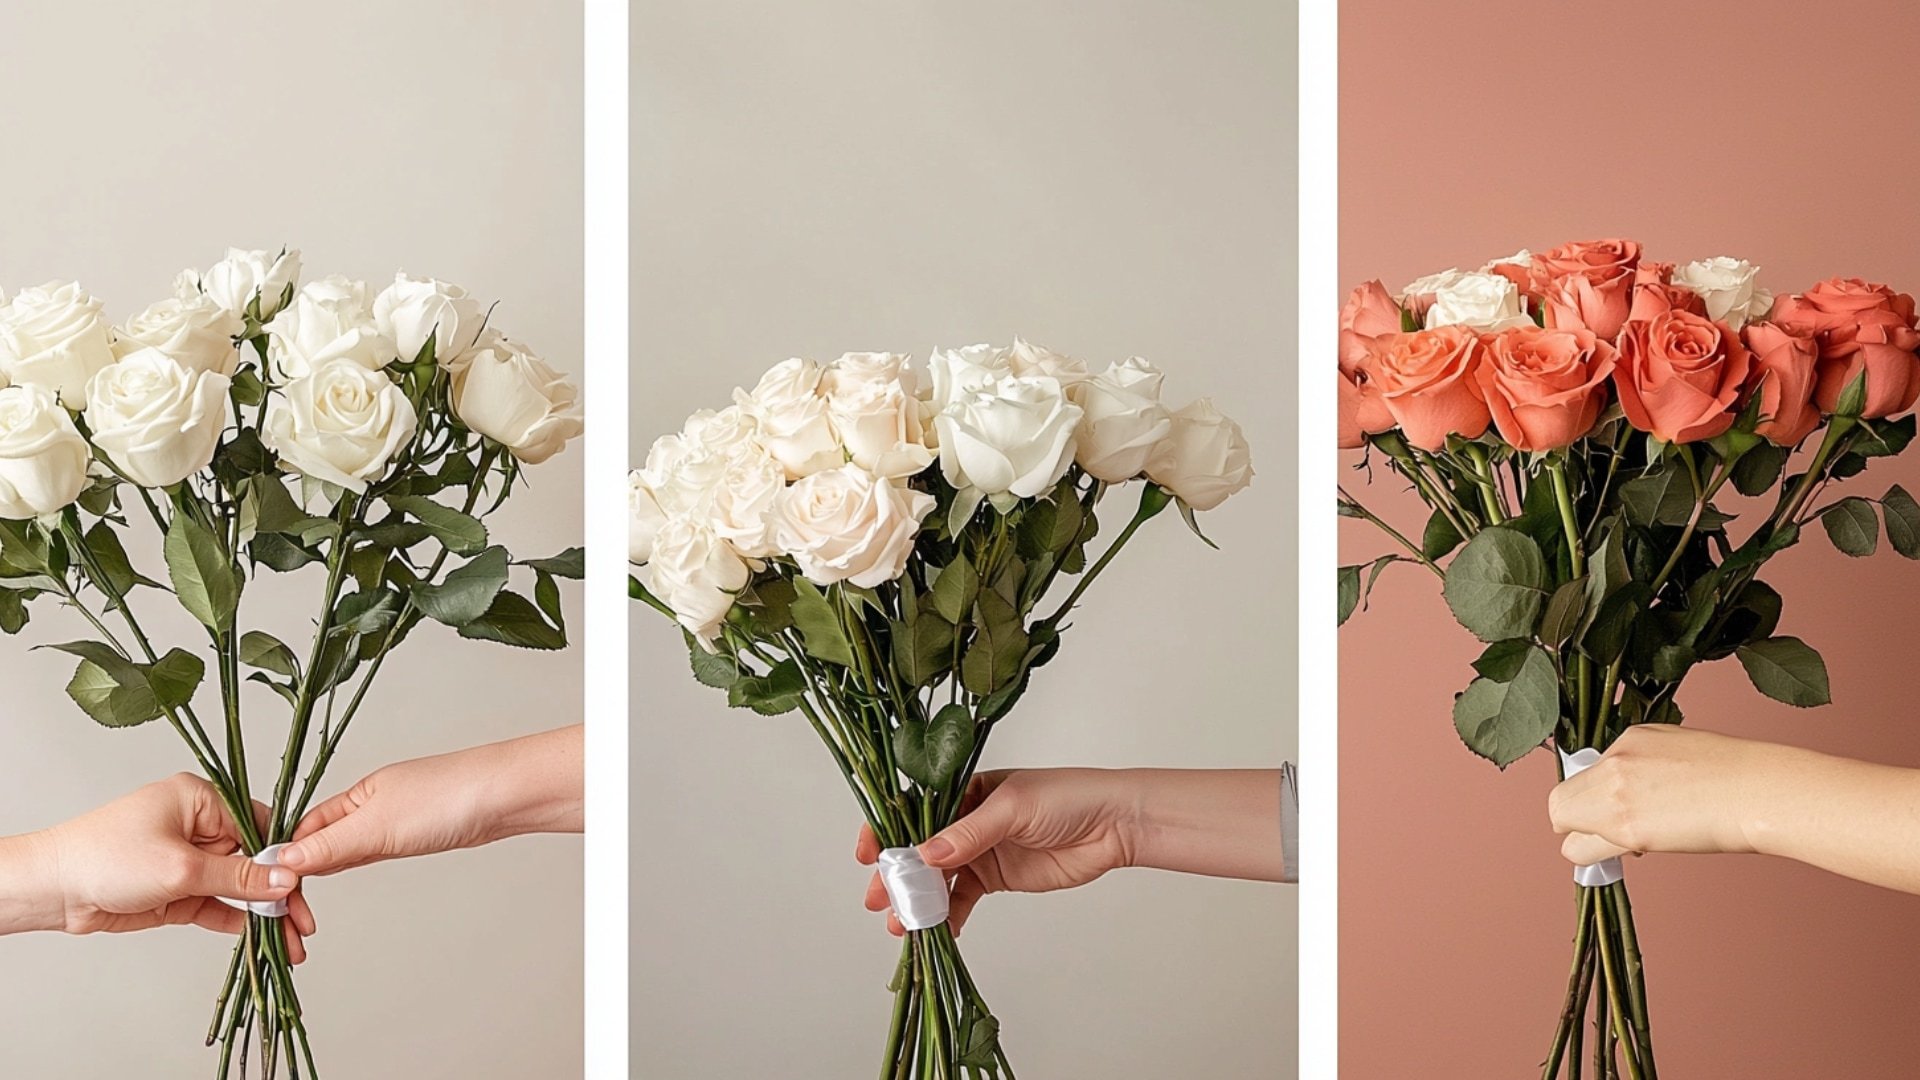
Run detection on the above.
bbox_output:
[279,813,383,877]
[187,849,297,901]
[919,792,1021,869]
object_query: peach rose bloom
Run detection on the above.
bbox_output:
[1772,277,1920,418]
[1613,310,1752,443]
[1341,280,1402,370]
[1533,239,1642,341]
[1626,281,1706,324]
[1544,273,1636,342]
[1475,326,1618,451]
[1338,367,1389,448]
[1365,326,1491,450]
[1634,261,1675,286]
[1741,322,1822,446]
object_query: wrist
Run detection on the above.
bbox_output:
[1737,742,1821,858]
[476,728,584,841]
[0,830,68,935]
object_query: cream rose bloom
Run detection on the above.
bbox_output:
[264,277,396,382]
[774,463,934,588]
[706,446,786,559]
[1072,356,1173,482]
[629,470,667,564]
[733,357,842,478]
[822,352,934,479]
[646,516,750,646]
[924,343,1013,415]
[372,273,486,367]
[1424,272,1532,331]
[262,359,417,492]
[199,248,302,321]
[0,281,118,407]
[682,404,762,460]
[116,292,242,376]
[1007,337,1090,389]
[1146,398,1253,511]
[452,337,583,464]
[84,349,230,488]
[0,383,90,519]
[935,374,1082,506]
[1398,268,1469,302]
[1671,257,1773,330]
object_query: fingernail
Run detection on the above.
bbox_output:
[920,837,954,863]
[279,845,306,868]
[269,868,297,890]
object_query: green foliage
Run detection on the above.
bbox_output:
[1442,527,1549,642]
[894,703,977,790]
[1453,644,1558,768]
[1736,637,1831,707]
[163,513,239,633]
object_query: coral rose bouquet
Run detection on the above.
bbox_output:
[631,341,1251,1078]
[0,248,582,1077]
[1339,240,1920,1079]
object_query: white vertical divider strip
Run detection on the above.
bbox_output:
[582,0,630,1076]
[1297,1,1339,1076]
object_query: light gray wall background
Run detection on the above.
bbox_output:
[0,3,583,1077]
[633,4,1298,1076]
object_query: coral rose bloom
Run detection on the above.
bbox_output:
[1613,310,1751,444]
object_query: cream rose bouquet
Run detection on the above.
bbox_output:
[0,248,582,1077]
[631,341,1250,1078]
[1338,240,1920,1079]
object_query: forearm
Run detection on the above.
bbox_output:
[1745,747,1920,895]
[478,724,584,841]
[1122,768,1288,882]
[0,831,64,935]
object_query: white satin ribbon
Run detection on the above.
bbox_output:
[216,843,289,918]
[1558,748,1623,887]
[876,847,949,931]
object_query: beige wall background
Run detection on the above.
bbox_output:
[0,3,583,1077]
[632,3,1296,1076]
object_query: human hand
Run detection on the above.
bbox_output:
[1548,725,1804,866]
[856,769,1137,937]
[11,773,315,958]
[281,727,583,876]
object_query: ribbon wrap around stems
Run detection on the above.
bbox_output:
[876,846,949,931]
[215,843,290,918]
[1558,748,1624,887]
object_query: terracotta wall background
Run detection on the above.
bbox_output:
[1341,1,1920,1075]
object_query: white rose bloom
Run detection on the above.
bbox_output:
[1072,357,1173,482]
[636,431,722,518]
[0,281,118,407]
[1423,271,1532,331]
[372,273,487,367]
[452,337,583,464]
[116,292,243,376]
[1671,257,1774,330]
[1007,337,1091,389]
[732,357,842,478]
[822,352,935,479]
[84,348,230,488]
[1398,268,1469,303]
[1146,398,1253,511]
[0,384,90,519]
[261,359,417,492]
[682,404,762,459]
[936,374,1082,506]
[707,446,787,559]
[199,248,301,321]
[774,462,934,588]
[1480,249,1533,272]
[645,516,750,646]
[628,469,667,564]
[264,277,396,382]
[924,343,1013,415]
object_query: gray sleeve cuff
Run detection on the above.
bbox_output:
[1279,761,1298,884]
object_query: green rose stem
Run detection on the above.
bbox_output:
[1465,443,1508,524]
[1336,487,1442,578]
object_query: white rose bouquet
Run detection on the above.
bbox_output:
[0,248,582,1077]
[631,341,1251,1078]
